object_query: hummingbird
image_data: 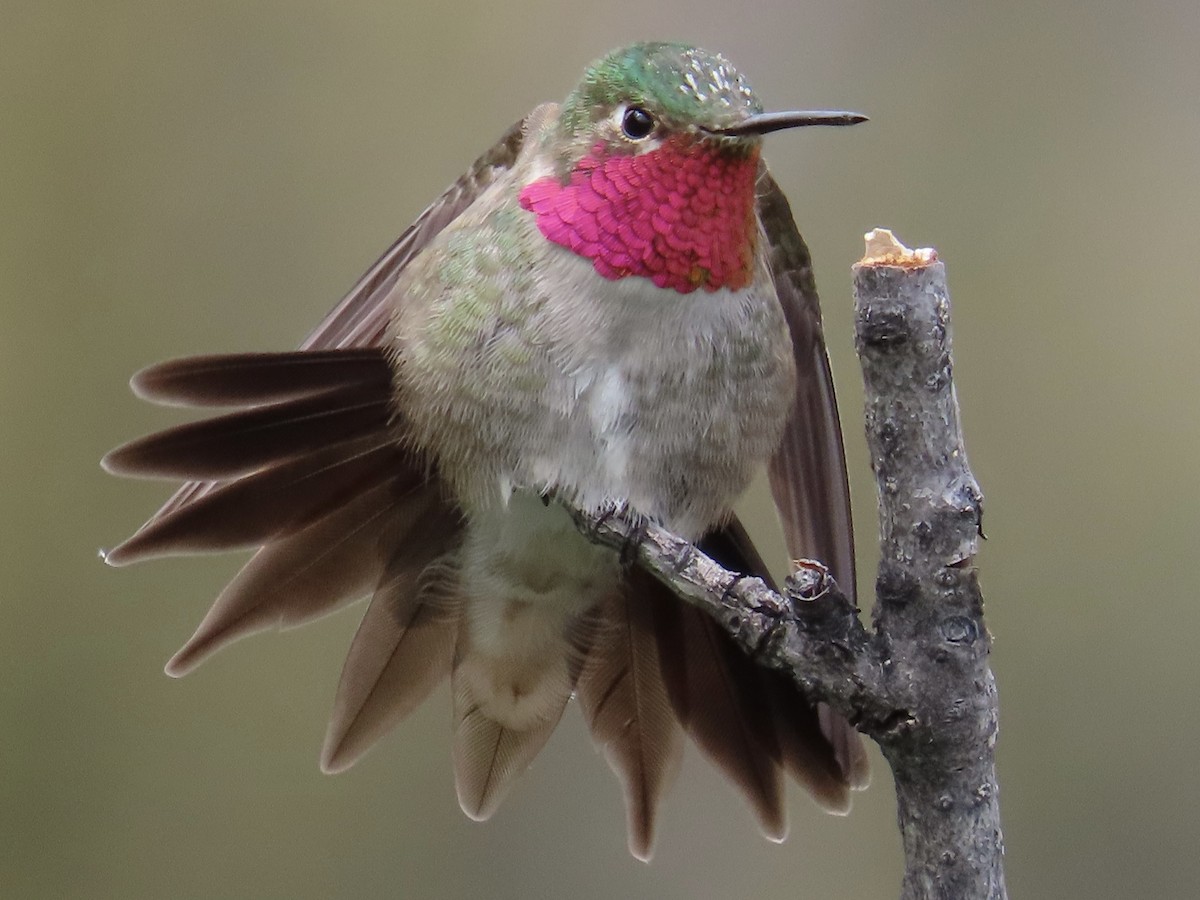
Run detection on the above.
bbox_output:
[103,42,868,860]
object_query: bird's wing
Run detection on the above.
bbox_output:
[755,165,857,602]
[103,115,537,681]
[108,112,534,533]
[298,114,531,352]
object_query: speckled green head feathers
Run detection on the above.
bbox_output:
[559,42,764,135]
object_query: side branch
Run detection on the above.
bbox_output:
[570,508,897,731]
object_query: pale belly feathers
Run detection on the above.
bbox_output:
[389,172,795,725]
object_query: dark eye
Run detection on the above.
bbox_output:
[621,106,655,140]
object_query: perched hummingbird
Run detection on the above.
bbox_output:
[104,42,868,860]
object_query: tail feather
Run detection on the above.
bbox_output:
[654,597,788,841]
[697,518,869,805]
[452,695,565,823]
[321,507,463,774]
[819,702,871,792]
[766,677,853,813]
[451,603,598,822]
[577,572,684,861]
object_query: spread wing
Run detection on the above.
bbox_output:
[755,167,857,602]
[110,114,532,534]
[298,115,530,352]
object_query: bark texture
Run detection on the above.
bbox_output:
[570,233,1006,899]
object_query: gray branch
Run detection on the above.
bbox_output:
[570,231,1005,900]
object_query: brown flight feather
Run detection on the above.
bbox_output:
[756,168,857,603]
[702,519,869,800]
[165,478,431,677]
[322,501,463,774]
[105,438,406,565]
[101,386,392,481]
[653,578,788,841]
[130,349,391,407]
[451,684,568,823]
[577,571,684,861]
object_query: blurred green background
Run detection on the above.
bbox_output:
[3,1,1197,897]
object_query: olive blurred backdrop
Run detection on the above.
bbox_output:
[3,1,1197,898]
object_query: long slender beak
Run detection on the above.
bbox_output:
[705,110,868,136]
